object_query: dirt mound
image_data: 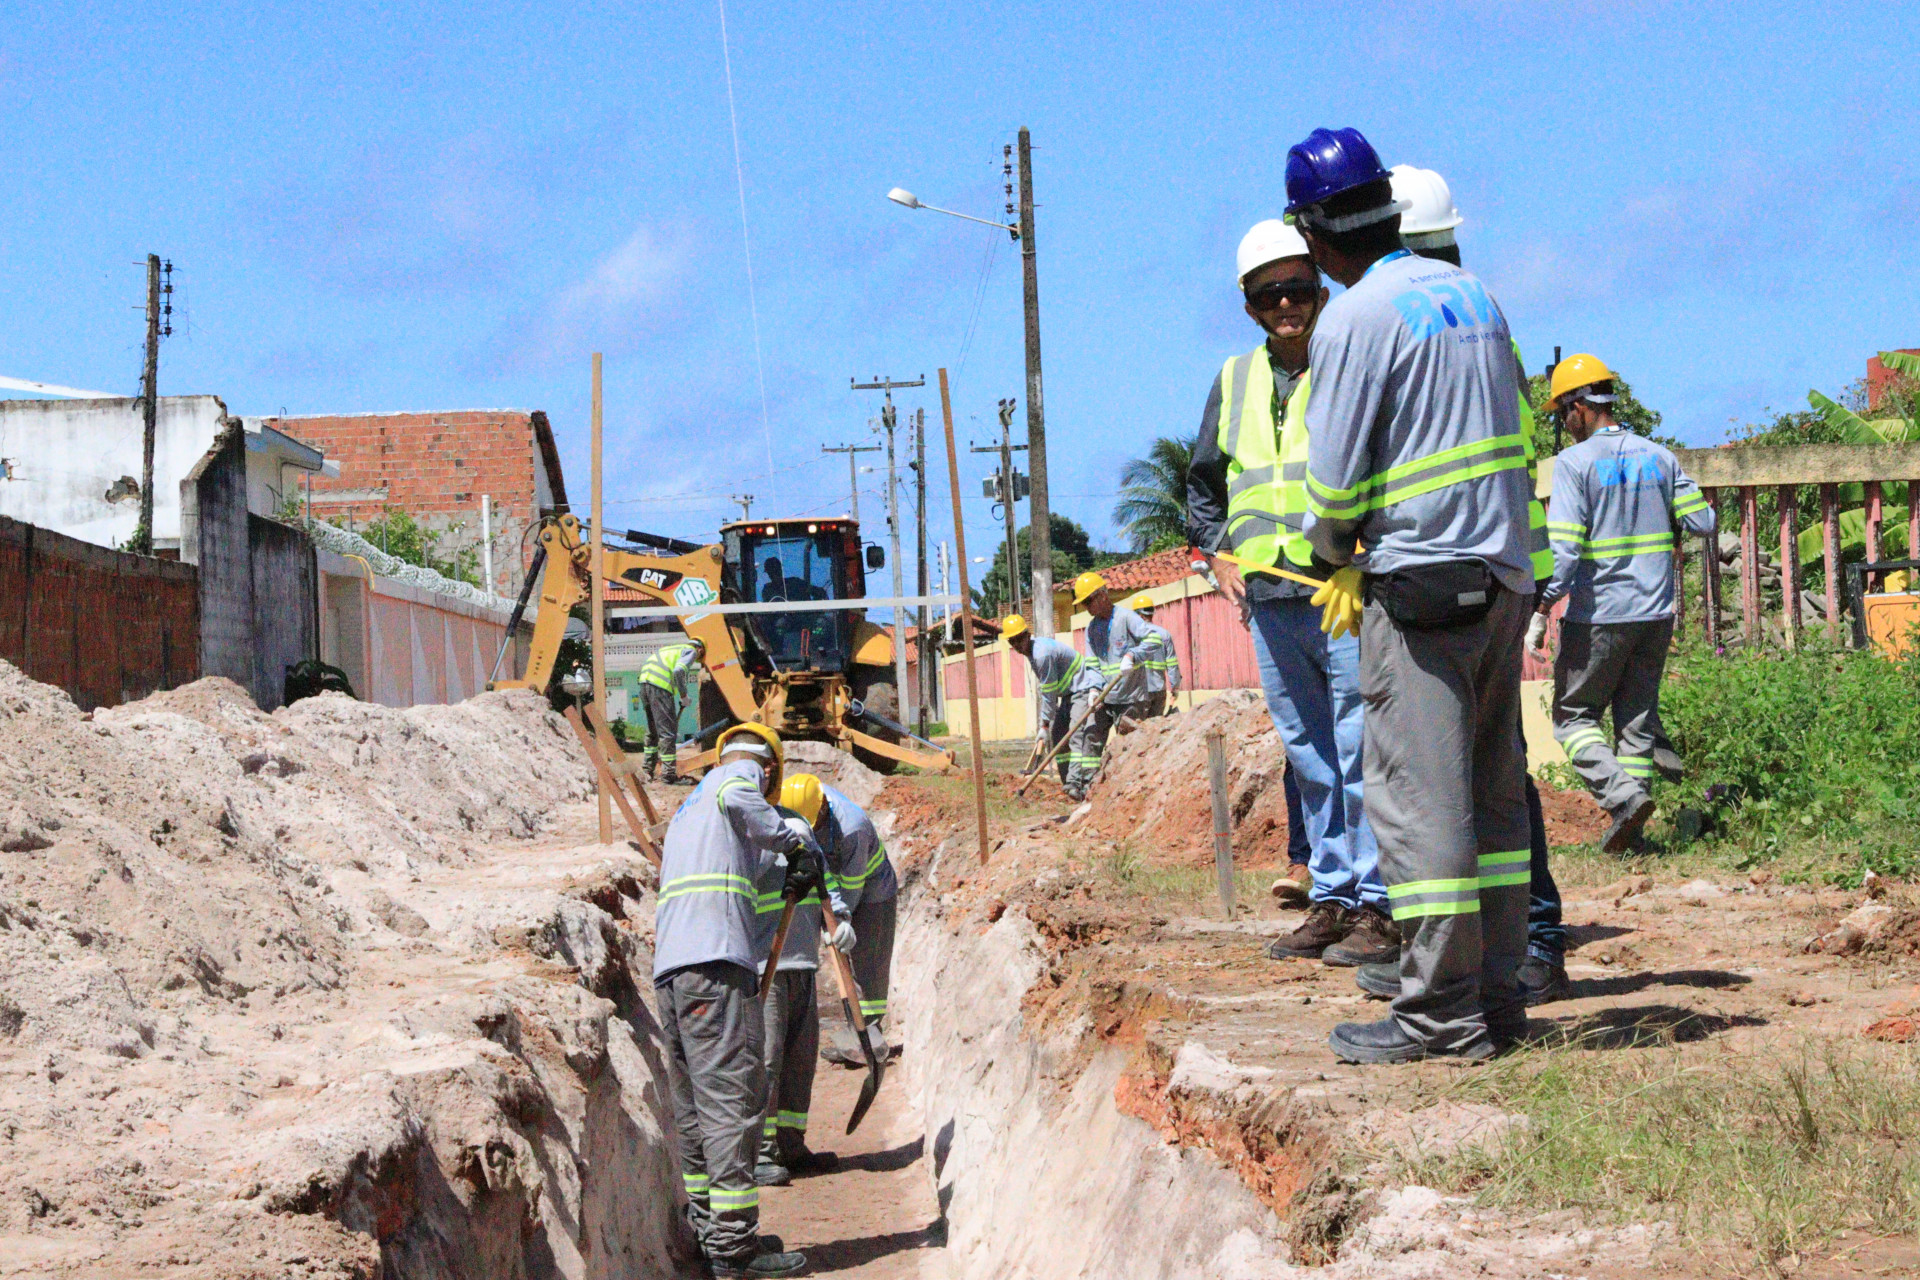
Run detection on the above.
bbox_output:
[1080,691,1293,867]
[0,665,704,1277]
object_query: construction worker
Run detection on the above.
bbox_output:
[755,773,857,1187]
[1186,217,1395,969]
[1289,126,1535,1064]
[1534,354,1716,852]
[1362,163,1570,1005]
[639,637,706,784]
[794,779,900,1069]
[1001,613,1085,788]
[653,722,815,1279]
[1064,573,1158,801]
[1124,593,1182,716]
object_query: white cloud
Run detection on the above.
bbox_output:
[502,226,692,371]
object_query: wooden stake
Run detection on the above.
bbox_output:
[582,702,661,825]
[563,706,660,865]
[1207,727,1232,919]
[591,353,610,843]
[938,368,992,864]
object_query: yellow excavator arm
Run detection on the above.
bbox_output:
[490,514,760,720]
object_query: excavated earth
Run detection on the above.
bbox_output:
[5,664,1919,1279]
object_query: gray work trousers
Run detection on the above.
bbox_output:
[659,961,766,1262]
[1552,619,1673,818]
[1066,689,1130,795]
[1136,690,1168,718]
[1047,696,1080,786]
[761,967,819,1162]
[642,683,679,773]
[826,895,898,1059]
[1360,588,1531,1053]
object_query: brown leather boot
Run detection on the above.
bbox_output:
[1321,905,1401,968]
[1266,902,1352,959]
[1269,863,1312,908]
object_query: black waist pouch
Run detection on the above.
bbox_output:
[1366,559,1499,630]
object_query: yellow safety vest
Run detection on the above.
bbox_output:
[1217,346,1315,575]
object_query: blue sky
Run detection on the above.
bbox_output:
[5,1,1918,564]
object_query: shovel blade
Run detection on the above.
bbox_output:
[842,998,885,1134]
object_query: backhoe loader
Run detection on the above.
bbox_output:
[491,513,951,775]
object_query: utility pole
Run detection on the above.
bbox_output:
[852,375,925,718]
[730,493,755,521]
[822,440,880,522]
[913,407,931,738]
[1014,130,1054,634]
[971,397,1028,618]
[133,255,172,556]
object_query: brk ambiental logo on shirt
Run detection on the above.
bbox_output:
[1390,275,1505,341]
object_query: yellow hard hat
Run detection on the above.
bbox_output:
[1545,353,1618,411]
[1071,571,1108,604]
[779,772,825,825]
[999,613,1029,640]
[1126,593,1155,612]
[715,721,785,791]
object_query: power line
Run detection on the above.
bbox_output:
[715,0,777,509]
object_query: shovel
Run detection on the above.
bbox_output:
[758,901,797,1003]
[819,899,884,1133]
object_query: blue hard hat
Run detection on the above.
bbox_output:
[1284,127,1391,218]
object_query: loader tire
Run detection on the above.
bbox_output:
[848,676,901,775]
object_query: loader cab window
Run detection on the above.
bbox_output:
[735,526,852,671]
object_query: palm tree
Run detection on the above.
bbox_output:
[1113,436,1192,554]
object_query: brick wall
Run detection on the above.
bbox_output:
[0,515,198,710]
[263,410,559,597]
[1867,350,1920,412]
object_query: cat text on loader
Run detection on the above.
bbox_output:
[493,512,953,776]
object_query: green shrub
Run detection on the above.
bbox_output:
[1660,637,1920,876]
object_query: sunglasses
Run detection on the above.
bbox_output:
[1244,281,1319,310]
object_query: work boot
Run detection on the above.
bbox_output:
[820,1039,861,1068]
[1321,905,1400,968]
[709,1247,808,1278]
[1517,953,1573,1006]
[1602,795,1657,854]
[1269,863,1311,908]
[1653,743,1685,783]
[661,769,681,787]
[1330,1017,1494,1065]
[1354,960,1400,1000]
[1265,902,1351,960]
[644,756,659,780]
[1488,1016,1530,1054]
[778,1142,839,1175]
[751,1160,791,1188]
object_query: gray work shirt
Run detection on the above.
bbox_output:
[1540,426,1718,624]
[1075,604,1160,697]
[653,758,806,983]
[1140,621,1180,694]
[1300,250,1535,596]
[817,783,895,911]
[1187,348,1314,602]
[756,804,851,973]
[1025,635,1084,724]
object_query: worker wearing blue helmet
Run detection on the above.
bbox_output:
[1287,128,1536,1066]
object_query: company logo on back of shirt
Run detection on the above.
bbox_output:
[1391,272,1507,343]
[1595,454,1664,488]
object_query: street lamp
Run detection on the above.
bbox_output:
[887,127,1055,637]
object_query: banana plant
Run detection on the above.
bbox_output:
[1792,354,1916,565]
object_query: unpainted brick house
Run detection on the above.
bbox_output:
[259,409,569,598]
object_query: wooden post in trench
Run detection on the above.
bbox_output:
[939,368,992,864]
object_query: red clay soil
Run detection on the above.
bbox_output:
[1078,689,1610,865]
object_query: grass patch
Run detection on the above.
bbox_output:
[1092,839,1277,912]
[1387,1033,1920,1267]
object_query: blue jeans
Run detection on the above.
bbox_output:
[1517,719,1565,960]
[1284,760,1310,865]
[1248,598,1385,911]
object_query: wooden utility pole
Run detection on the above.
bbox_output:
[591,353,610,843]
[133,254,163,556]
[914,407,931,738]
[939,368,991,863]
[1015,130,1053,634]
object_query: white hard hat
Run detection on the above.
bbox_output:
[1236,219,1311,285]
[1389,165,1463,246]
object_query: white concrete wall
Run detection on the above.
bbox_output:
[0,395,229,550]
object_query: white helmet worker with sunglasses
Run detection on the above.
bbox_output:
[1184,217,1395,973]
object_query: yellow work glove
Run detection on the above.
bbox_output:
[1310,566,1364,640]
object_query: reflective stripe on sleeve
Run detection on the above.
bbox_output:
[1477,849,1530,889]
